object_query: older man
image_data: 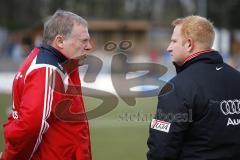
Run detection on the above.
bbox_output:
[1,10,92,160]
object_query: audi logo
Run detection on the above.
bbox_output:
[220,99,240,115]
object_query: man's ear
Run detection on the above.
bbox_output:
[54,35,64,49]
[185,38,194,52]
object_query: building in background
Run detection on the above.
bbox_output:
[0,0,240,71]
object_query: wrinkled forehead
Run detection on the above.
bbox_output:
[71,23,90,38]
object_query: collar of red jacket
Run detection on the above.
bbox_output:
[41,43,68,63]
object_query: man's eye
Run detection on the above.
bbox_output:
[81,39,88,43]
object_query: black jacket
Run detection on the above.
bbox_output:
[147,50,240,160]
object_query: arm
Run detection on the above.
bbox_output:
[147,82,191,160]
[2,67,56,160]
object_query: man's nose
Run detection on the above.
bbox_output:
[85,41,92,51]
[167,45,172,52]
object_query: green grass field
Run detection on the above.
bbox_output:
[0,94,157,160]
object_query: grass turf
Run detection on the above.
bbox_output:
[0,94,157,160]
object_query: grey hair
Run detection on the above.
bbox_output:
[43,10,88,44]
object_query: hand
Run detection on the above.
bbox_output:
[0,152,2,160]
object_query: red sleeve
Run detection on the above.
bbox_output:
[2,67,55,160]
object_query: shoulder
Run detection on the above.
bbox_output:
[23,48,66,81]
[158,67,201,106]
[35,48,64,72]
[170,69,197,91]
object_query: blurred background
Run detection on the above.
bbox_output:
[1,0,240,159]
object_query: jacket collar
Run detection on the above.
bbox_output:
[173,50,224,73]
[40,43,68,63]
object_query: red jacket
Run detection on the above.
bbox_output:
[2,44,92,160]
